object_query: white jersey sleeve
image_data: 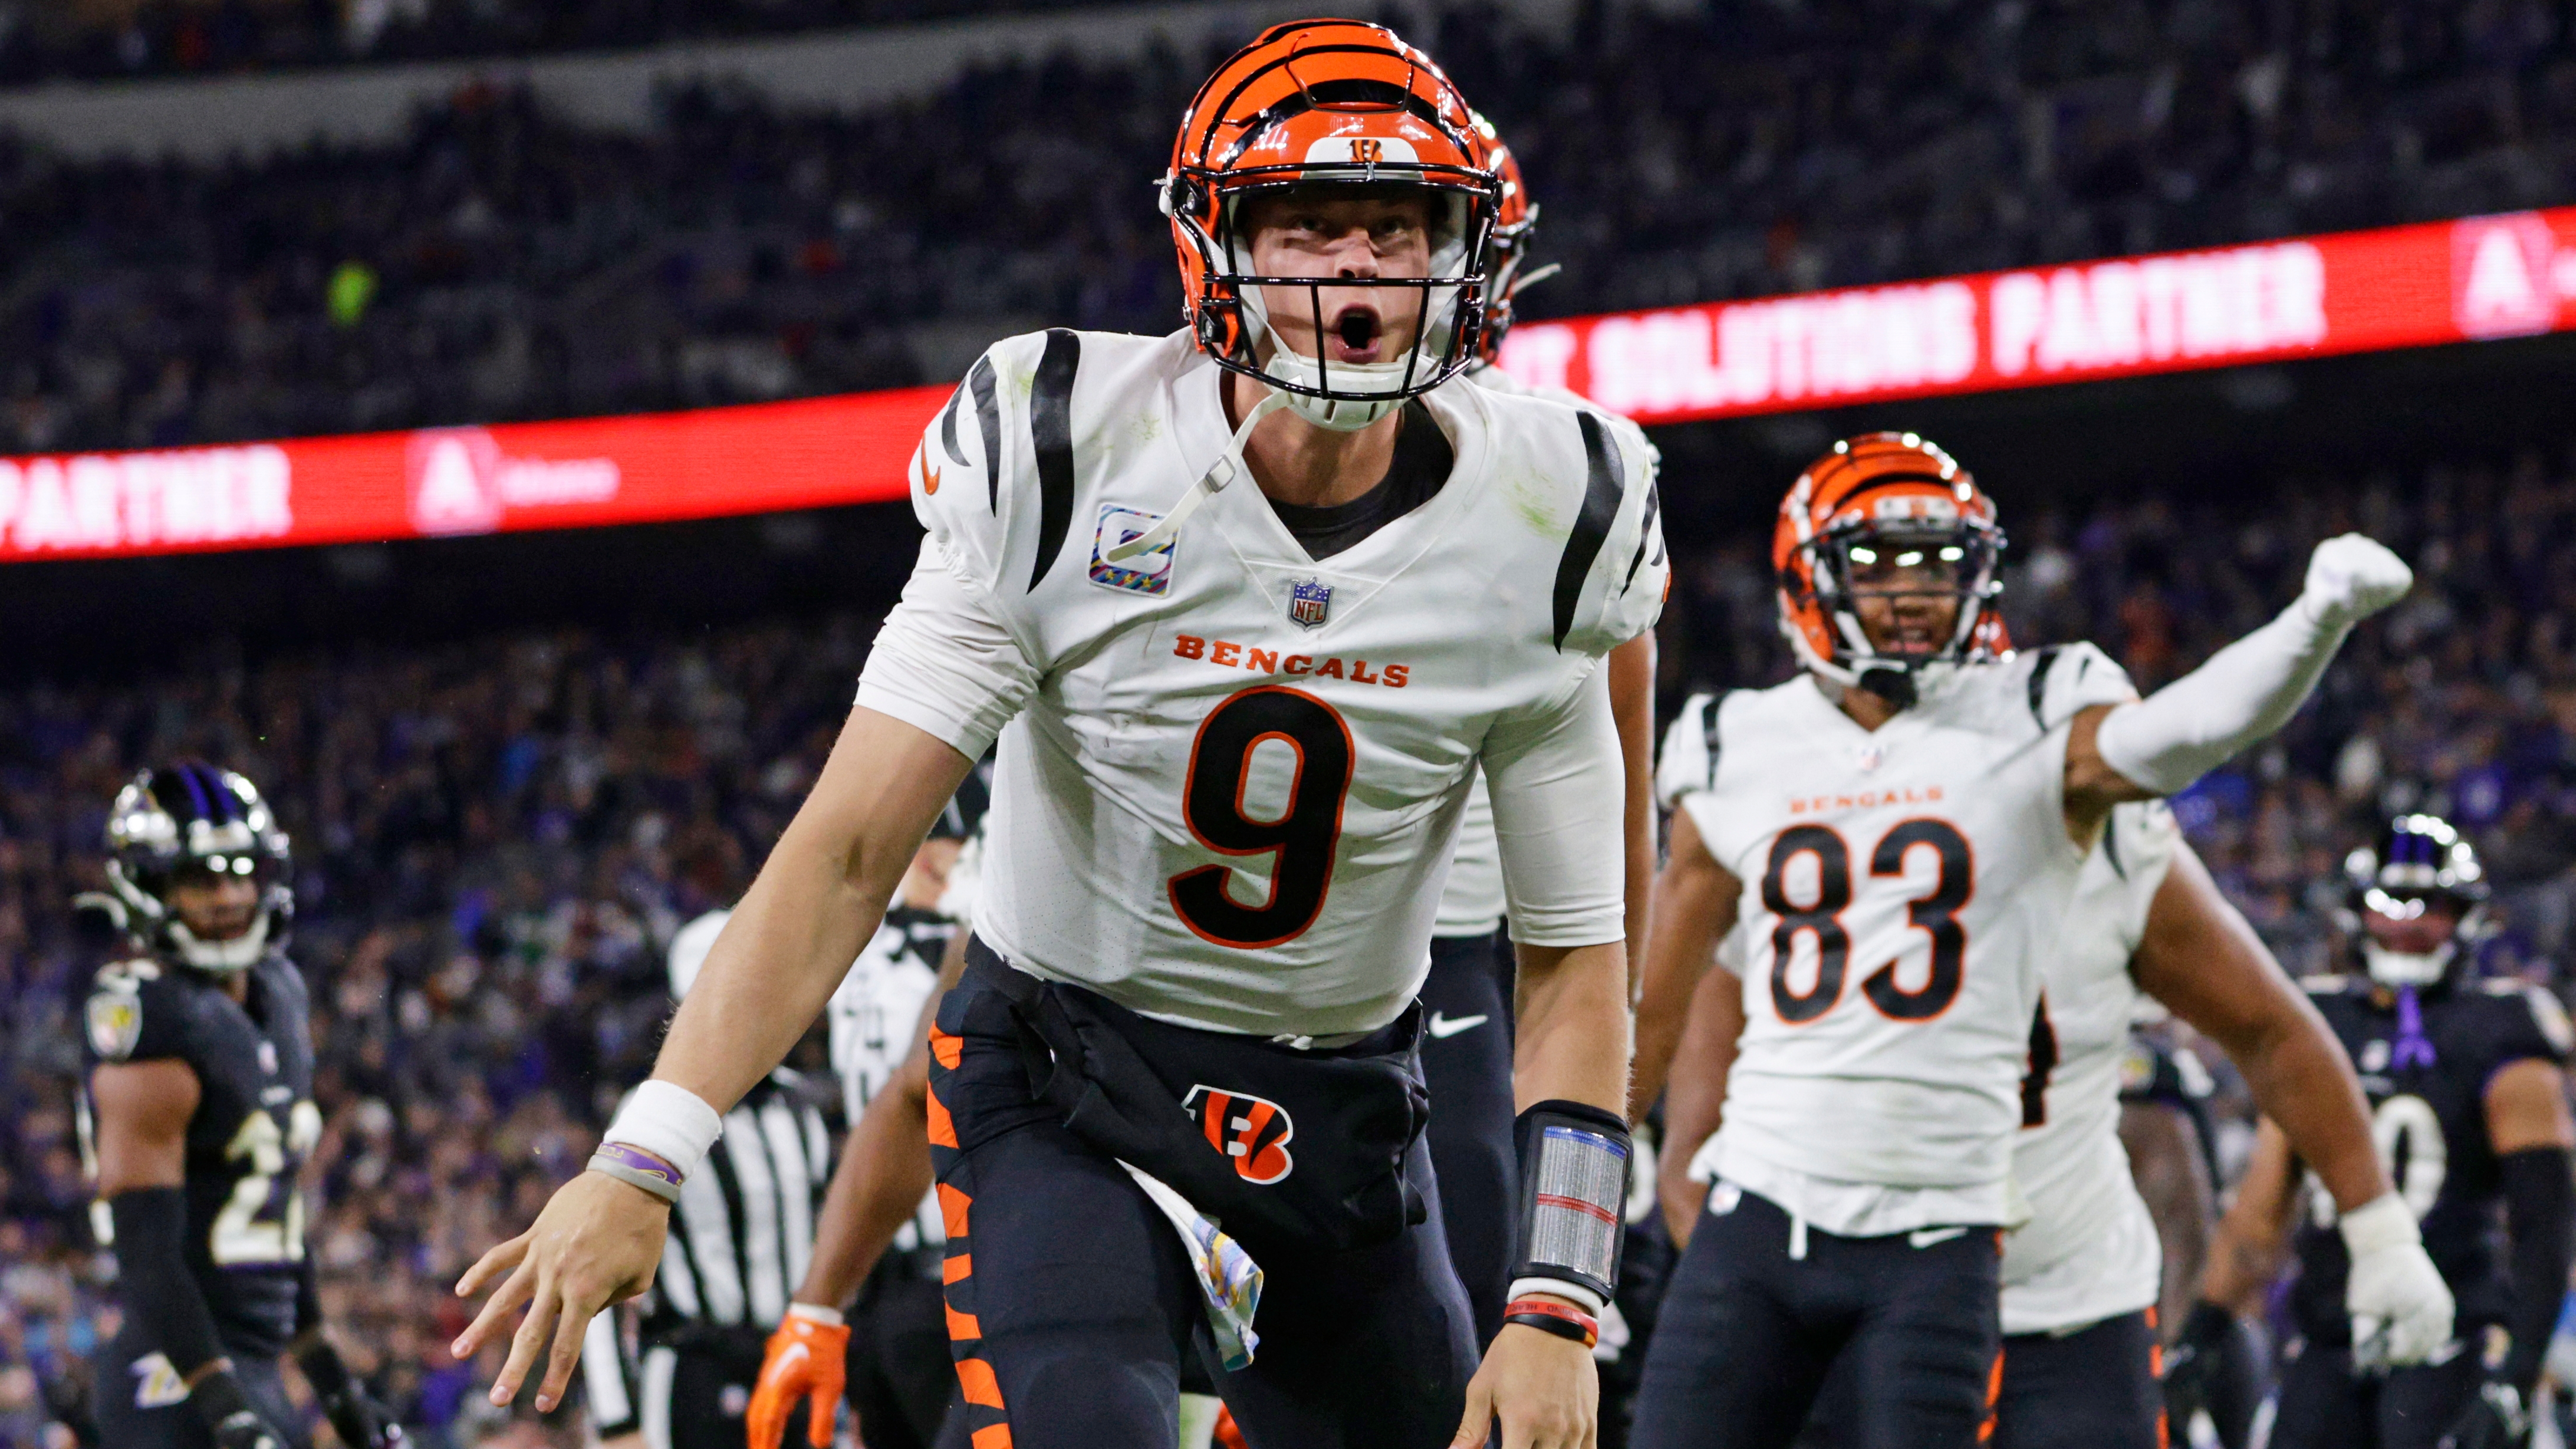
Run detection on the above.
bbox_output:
[853,335,1058,758]
[2024,641,2141,728]
[1556,409,1669,657]
[1486,668,1627,948]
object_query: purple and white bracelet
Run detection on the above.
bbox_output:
[588,1142,685,1203]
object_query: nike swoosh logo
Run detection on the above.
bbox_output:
[1427,1012,1488,1039]
[923,461,942,496]
[775,1343,808,1372]
[1907,1226,1970,1249]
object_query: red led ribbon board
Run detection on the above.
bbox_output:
[3,209,2570,562]
[1494,208,2576,425]
[0,385,949,561]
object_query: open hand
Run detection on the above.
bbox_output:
[451,1171,672,1413]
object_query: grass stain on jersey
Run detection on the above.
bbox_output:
[1504,466,1562,536]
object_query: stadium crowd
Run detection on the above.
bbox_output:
[0,432,2570,1444]
[4,0,2575,455]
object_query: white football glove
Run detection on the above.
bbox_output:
[2301,534,2413,628]
[2341,1192,2455,1369]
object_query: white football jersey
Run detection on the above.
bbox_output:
[1999,801,2181,1334]
[1669,644,2139,1233]
[857,328,1666,1036]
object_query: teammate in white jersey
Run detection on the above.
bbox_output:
[456,24,1665,1449]
[1646,797,2394,1449]
[1621,432,2440,1449]
[1416,111,1663,1352]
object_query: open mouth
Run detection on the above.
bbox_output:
[1327,305,1384,364]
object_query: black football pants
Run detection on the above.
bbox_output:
[1420,926,1519,1349]
[926,967,1480,1449]
[1630,1188,2002,1449]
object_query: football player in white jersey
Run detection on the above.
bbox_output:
[1645,798,2396,1449]
[1620,432,2440,1449]
[1420,110,1662,1354]
[453,22,1665,1449]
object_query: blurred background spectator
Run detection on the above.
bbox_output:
[2,0,2575,454]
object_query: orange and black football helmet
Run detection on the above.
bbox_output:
[1470,112,1545,365]
[1775,432,2007,704]
[1162,20,1500,427]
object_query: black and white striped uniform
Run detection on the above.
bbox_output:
[582,1068,831,1448]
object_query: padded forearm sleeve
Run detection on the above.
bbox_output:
[2498,1147,2575,1392]
[2093,596,2348,795]
[107,1187,231,1378]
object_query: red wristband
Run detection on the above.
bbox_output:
[1502,1296,1600,1349]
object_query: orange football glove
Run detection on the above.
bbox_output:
[746,1308,848,1449]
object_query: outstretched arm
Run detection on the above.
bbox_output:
[2130,843,2387,1215]
[2065,534,2413,834]
[454,706,976,1411]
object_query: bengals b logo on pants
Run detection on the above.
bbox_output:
[1183,1085,1295,1184]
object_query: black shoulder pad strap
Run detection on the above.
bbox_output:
[1700,693,1724,792]
[1027,330,1081,590]
[2025,644,2065,730]
[1552,413,1624,651]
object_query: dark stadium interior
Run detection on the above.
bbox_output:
[2,1,2575,1446]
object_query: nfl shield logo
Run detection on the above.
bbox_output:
[1287,578,1333,630]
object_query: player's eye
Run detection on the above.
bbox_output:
[1940,546,1965,562]
[1848,546,1877,565]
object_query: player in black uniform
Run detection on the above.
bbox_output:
[80,763,401,1449]
[2173,815,2576,1449]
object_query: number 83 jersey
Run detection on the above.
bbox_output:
[1664,644,2137,1231]
[856,328,1665,1038]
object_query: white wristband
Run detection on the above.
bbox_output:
[2338,1191,2422,1256]
[786,1302,845,1327]
[1508,1275,1607,1315]
[604,1079,725,1181]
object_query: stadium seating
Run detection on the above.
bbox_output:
[3,0,2574,455]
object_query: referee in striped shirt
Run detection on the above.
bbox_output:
[583,913,831,1449]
